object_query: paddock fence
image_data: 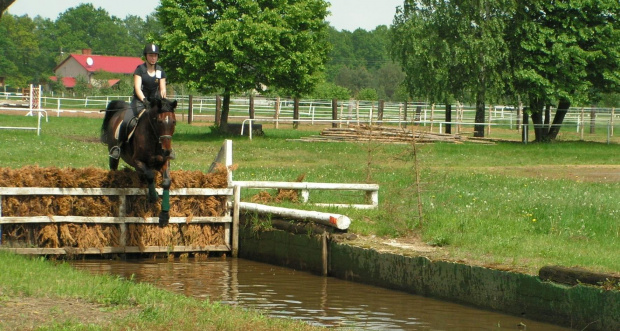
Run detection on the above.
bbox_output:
[1,92,617,143]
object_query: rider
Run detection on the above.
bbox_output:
[109,43,167,159]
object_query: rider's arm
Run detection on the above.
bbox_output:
[159,77,167,99]
[134,74,146,102]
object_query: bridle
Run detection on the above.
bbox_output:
[146,102,175,153]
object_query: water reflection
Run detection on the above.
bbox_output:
[70,259,571,330]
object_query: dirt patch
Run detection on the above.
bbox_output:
[475,165,620,183]
[0,295,137,330]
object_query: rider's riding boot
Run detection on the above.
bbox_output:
[109,146,121,159]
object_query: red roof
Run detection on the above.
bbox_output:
[55,54,143,74]
[49,76,77,88]
[49,77,121,89]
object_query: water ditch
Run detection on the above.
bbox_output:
[70,258,570,330]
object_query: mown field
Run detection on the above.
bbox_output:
[1,113,619,276]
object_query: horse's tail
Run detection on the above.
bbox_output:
[100,100,127,144]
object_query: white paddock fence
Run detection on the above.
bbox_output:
[2,93,616,142]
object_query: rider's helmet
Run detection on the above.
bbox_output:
[143,43,160,56]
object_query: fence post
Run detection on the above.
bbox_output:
[580,107,585,140]
[611,108,615,137]
[403,101,408,128]
[331,99,338,128]
[293,98,300,129]
[356,100,360,126]
[589,108,596,134]
[445,103,452,134]
[274,97,280,129]
[487,104,493,136]
[188,95,193,124]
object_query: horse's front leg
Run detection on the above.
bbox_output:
[135,160,159,203]
[158,160,172,226]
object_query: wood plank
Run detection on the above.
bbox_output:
[0,245,231,255]
[0,216,233,224]
[0,187,233,196]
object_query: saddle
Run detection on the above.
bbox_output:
[115,103,146,144]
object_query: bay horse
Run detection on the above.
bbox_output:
[100,98,178,225]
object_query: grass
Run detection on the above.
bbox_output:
[1,114,619,277]
[0,251,321,330]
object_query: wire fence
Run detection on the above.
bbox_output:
[1,92,618,144]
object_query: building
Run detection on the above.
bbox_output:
[51,49,143,89]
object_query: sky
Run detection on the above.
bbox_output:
[6,0,403,32]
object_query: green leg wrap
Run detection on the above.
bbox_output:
[161,189,170,211]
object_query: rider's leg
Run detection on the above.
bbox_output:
[109,99,145,159]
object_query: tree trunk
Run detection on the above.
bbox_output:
[474,99,485,137]
[473,78,486,137]
[547,99,571,140]
[220,89,231,130]
[522,107,529,142]
[529,97,545,142]
[0,1,17,19]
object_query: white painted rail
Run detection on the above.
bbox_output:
[232,180,379,209]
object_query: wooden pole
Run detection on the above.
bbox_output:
[589,107,596,134]
[331,99,338,128]
[237,202,351,230]
[403,101,408,128]
[430,103,435,132]
[274,97,280,129]
[487,104,493,136]
[232,185,240,257]
[580,107,585,140]
[356,100,360,126]
[322,232,328,276]
[611,108,615,136]
[188,95,193,124]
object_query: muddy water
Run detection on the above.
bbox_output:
[70,259,571,330]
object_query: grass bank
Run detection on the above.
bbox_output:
[1,114,619,276]
[0,251,321,330]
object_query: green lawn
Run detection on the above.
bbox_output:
[1,114,619,275]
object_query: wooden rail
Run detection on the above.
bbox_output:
[232,181,379,209]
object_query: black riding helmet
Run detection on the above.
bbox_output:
[143,43,160,56]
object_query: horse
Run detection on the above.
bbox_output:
[100,98,178,226]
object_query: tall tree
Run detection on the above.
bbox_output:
[55,4,137,56]
[507,0,619,141]
[158,0,330,129]
[0,0,16,19]
[392,0,511,137]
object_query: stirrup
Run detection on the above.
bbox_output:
[109,146,120,159]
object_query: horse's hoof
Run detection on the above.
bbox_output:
[158,211,170,227]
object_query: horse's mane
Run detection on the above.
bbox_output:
[100,100,128,144]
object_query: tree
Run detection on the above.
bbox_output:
[0,0,16,19]
[392,0,511,137]
[507,0,620,141]
[55,4,138,56]
[158,0,330,129]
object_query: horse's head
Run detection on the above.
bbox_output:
[148,98,178,158]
